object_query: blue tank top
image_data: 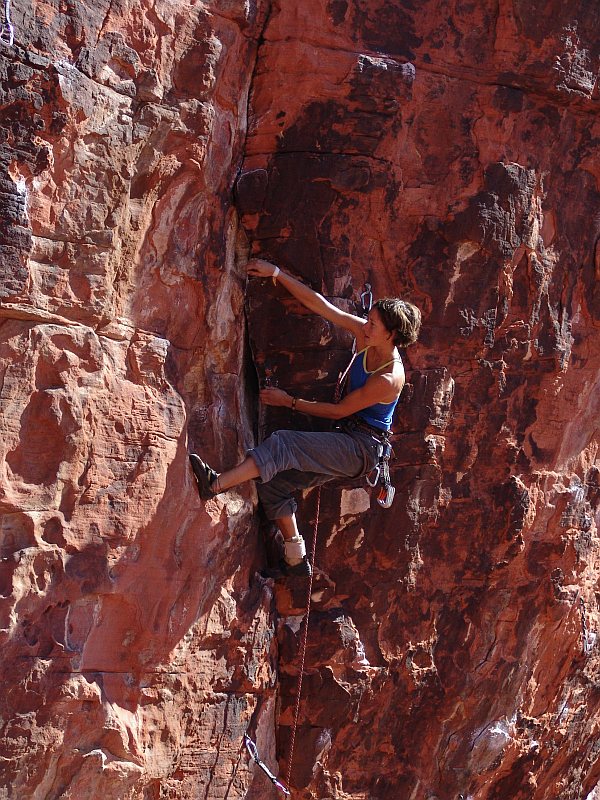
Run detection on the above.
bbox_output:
[347,347,401,431]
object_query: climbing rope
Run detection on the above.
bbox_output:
[281,285,396,788]
[0,0,14,47]
[244,281,383,791]
[242,488,321,796]
[285,484,321,790]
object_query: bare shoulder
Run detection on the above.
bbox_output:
[392,359,405,392]
[379,358,405,396]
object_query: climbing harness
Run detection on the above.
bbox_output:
[244,735,290,795]
[335,349,397,509]
[340,415,396,509]
[0,0,14,47]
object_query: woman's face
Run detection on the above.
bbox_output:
[364,308,392,345]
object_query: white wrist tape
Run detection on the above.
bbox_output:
[272,266,280,283]
[284,535,306,561]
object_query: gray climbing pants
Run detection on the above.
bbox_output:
[248,428,380,520]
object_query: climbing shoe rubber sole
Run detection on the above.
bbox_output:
[261,556,312,580]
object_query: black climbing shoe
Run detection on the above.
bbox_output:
[284,556,312,577]
[189,454,218,500]
[261,557,312,580]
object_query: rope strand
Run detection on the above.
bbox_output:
[285,485,321,790]
[284,351,351,789]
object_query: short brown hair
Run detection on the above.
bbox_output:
[373,298,421,347]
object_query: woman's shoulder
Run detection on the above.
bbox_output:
[371,350,403,374]
[380,355,405,393]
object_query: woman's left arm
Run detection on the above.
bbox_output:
[260,374,403,420]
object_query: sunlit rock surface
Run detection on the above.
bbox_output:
[1,1,599,798]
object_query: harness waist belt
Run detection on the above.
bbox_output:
[342,416,391,441]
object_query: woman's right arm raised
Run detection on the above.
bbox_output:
[247,259,366,338]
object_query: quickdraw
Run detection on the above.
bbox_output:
[360,282,373,316]
[1,0,14,47]
[366,437,395,508]
[245,733,291,795]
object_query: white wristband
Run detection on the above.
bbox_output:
[272,266,280,283]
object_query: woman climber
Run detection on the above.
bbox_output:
[189,259,421,577]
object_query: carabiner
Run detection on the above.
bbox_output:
[360,283,373,315]
[244,735,290,796]
[0,21,13,46]
[366,465,380,488]
[377,484,395,508]
[1,0,13,47]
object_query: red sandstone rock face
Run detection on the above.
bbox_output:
[1,1,600,799]
[1,2,278,798]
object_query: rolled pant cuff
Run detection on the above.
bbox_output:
[246,445,275,484]
[260,497,298,521]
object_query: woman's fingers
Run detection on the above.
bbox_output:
[260,387,289,407]
[260,388,276,404]
[247,258,276,278]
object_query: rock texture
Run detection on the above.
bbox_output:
[1,1,600,799]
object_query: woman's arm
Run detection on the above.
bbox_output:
[247,258,366,339]
[259,373,403,421]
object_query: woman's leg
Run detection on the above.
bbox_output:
[276,514,301,541]
[257,470,333,574]
[189,453,260,499]
[277,515,307,569]
[211,462,306,562]
[208,459,308,571]
[213,455,260,492]
[192,429,376,574]
[198,428,374,495]
[190,453,307,570]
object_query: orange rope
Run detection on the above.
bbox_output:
[285,484,322,791]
